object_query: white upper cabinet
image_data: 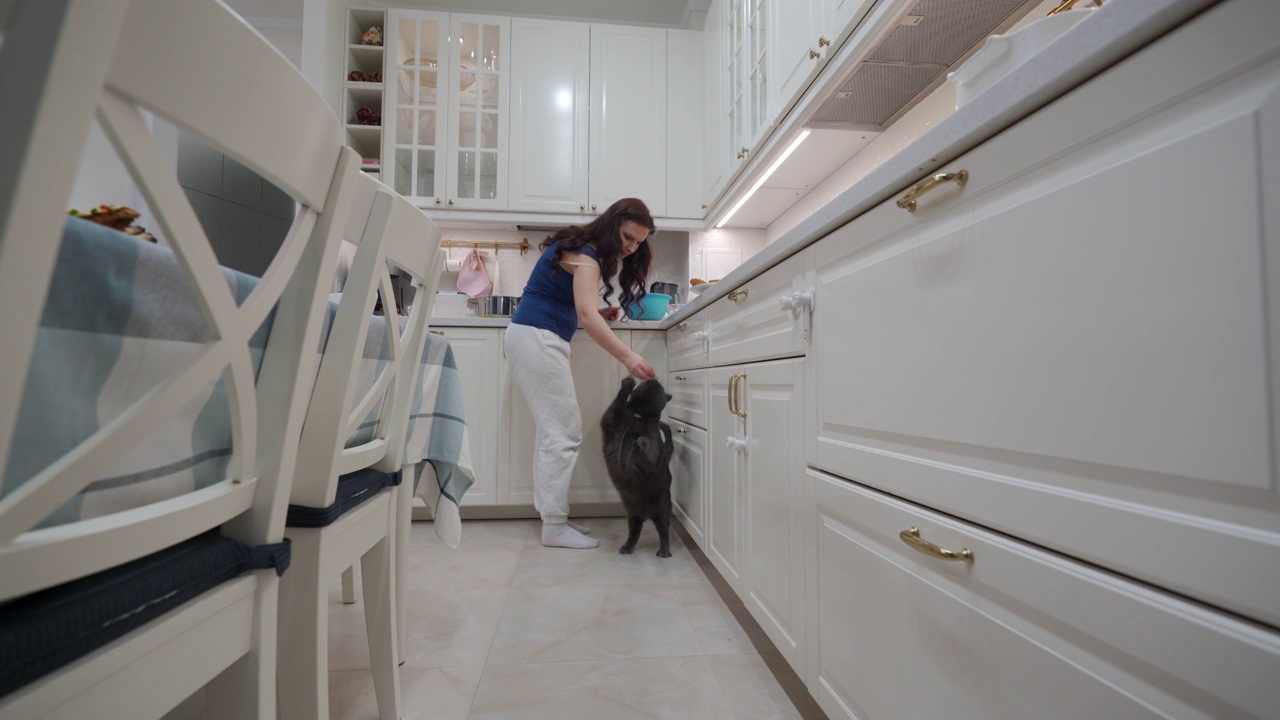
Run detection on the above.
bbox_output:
[666,29,705,219]
[446,14,510,209]
[508,18,590,214]
[770,0,826,117]
[384,10,449,205]
[826,0,877,46]
[703,0,728,206]
[590,24,668,217]
[383,11,510,209]
[723,0,772,184]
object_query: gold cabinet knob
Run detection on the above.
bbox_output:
[676,322,688,331]
[818,36,830,47]
[448,199,454,206]
[675,427,688,434]
[675,375,688,381]
[808,48,820,59]
[591,204,597,211]
[434,198,441,205]
[579,204,585,211]
[728,288,749,302]
[741,146,750,155]
[701,203,708,209]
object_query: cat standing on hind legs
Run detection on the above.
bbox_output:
[601,376,676,557]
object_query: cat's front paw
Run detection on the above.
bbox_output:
[620,376,637,392]
[656,548,672,558]
[619,545,635,555]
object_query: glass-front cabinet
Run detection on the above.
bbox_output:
[384,10,509,209]
[725,0,771,182]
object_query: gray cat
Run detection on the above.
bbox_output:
[600,377,675,557]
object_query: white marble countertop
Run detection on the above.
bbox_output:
[660,0,1215,329]
[429,315,668,331]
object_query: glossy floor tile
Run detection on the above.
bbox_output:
[320,517,826,720]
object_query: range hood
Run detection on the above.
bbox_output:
[809,0,1042,131]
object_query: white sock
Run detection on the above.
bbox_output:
[567,520,591,535]
[541,522,599,549]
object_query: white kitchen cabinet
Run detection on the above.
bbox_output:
[384,10,449,203]
[507,331,627,506]
[668,313,710,372]
[707,251,811,367]
[703,0,728,207]
[707,357,807,675]
[383,11,509,209]
[508,18,590,214]
[669,419,708,551]
[667,368,708,430]
[810,0,1280,628]
[666,29,706,219]
[437,328,505,506]
[824,0,877,54]
[808,470,1280,720]
[446,14,510,209]
[769,0,826,119]
[590,25,667,217]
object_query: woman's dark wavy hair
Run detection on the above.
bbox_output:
[539,197,655,310]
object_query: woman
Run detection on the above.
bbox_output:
[505,197,659,549]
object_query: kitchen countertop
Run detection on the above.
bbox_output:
[429,315,668,331]
[660,0,1216,329]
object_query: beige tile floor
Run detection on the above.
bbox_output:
[328,517,828,720]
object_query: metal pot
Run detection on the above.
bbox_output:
[472,295,520,318]
[650,281,679,298]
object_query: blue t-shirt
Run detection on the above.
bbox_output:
[512,241,600,342]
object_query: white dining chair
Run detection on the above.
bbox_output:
[277,170,444,720]
[0,0,359,717]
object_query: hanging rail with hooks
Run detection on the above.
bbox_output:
[440,238,530,256]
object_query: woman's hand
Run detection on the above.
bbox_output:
[599,306,622,321]
[624,352,657,381]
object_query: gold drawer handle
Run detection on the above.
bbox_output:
[676,322,688,331]
[899,527,974,565]
[675,427,688,434]
[728,288,749,302]
[808,48,820,59]
[818,35,831,47]
[675,375,688,381]
[896,170,968,213]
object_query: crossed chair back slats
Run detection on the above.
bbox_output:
[291,172,444,509]
[0,0,355,601]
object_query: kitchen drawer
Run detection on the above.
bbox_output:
[809,470,1280,720]
[667,312,709,371]
[669,419,706,551]
[707,251,810,367]
[811,0,1280,627]
[666,368,706,429]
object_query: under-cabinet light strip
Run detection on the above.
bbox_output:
[716,130,811,228]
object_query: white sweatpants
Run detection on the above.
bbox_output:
[504,323,580,524]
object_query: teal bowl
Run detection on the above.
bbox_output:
[626,293,671,321]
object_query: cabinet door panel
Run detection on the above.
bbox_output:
[668,315,709,372]
[438,329,504,506]
[667,29,705,219]
[810,470,1280,720]
[770,0,824,118]
[385,10,448,203]
[670,420,707,550]
[446,14,510,209]
[508,18,589,213]
[667,368,707,430]
[740,359,805,671]
[591,25,667,216]
[812,9,1280,627]
[703,0,727,206]
[707,367,745,590]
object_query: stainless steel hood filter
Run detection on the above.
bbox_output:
[809,0,1040,130]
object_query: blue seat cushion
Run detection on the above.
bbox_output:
[0,530,290,699]
[285,467,402,528]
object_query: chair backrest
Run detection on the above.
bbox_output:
[291,172,445,508]
[0,0,356,601]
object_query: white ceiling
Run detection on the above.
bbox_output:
[222,0,706,27]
